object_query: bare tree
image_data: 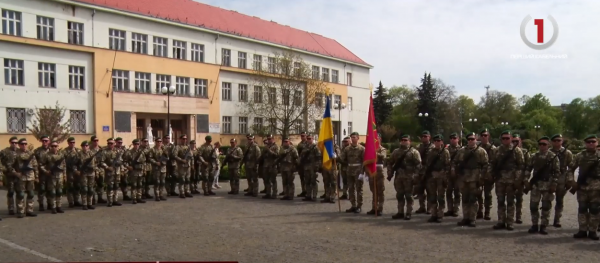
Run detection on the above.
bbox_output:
[27,101,71,143]
[240,51,328,138]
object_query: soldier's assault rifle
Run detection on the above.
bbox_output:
[80,150,104,173]
[457,146,479,174]
[416,145,446,196]
[492,149,514,181]
[19,154,36,174]
[524,151,563,195]
[50,157,65,173]
[388,146,412,181]
[570,156,600,194]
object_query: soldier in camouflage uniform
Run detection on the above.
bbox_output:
[78,140,98,209]
[62,137,81,207]
[33,135,50,211]
[491,130,525,231]
[262,134,280,199]
[445,132,462,217]
[89,136,106,204]
[163,135,178,196]
[244,134,261,197]
[296,132,308,197]
[424,134,451,222]
[1,136,19,215]
[511,133,529,224]
[199,136,217,196]
[415,130,435,214]
[115,137,131,201]
[190,140,201,194]
[477,128,496,220]
[99,138,123,207]
[455,132,489,227]
[570,134,600,240]
[278,137,299,200]
[173,135,193,198]
[321,143,341,204]
[523,136,560,235]
[388,135,421,220]
[367,143,386,215]
[299,134,320,201]
[223,138,244,194]
[124,139,148,203]
[39,141,66,214]
[339,137,350,200]
[340,132,365,213]
[549,134,574,228]
[147,138,168,201]
[140,138,154,199]
[12,138,38,218]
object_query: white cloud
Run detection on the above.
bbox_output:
[197,0,600,105]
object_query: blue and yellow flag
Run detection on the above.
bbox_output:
[318,95,335,170]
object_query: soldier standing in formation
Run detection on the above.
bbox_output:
[445,133,462,217]
[424,134,451,223]
[163,135,177,197]
[340,132,365,213]
[570,134,600,240]
[262,135,280,199]
[279,137,299,200]
[339,137,350,200]
[388,135,421,220]
[147,137,168,201]
[174,135,192,198]
[89,136,106,204]
[296,132,308,197]
[549,134,573,228]
[320,142,339,203]
[78,140,97,210]
[416,131,434,214]
[456,132,488,227]
[33,135,50,211]
[244,134,261,197]
[223,139,243,194]
[300,134,320,201]
[523,136,560,235]
[124,139,147,203]
[511,133,529,224]
[114,138,129,201]
[39,140,66,214]
[100,138,123,207]
[478,128,496,220]
[199,136,217,196]
[367,142,385,216]
[1,137,19,216]
[12,138,38,218]
[141,138,154,199]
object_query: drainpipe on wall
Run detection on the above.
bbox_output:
[92,9,95,47]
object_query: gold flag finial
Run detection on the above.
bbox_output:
[369,83,374,92]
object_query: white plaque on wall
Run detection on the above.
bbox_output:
[209,123,220,133]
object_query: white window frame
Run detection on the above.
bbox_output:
[6,108,26,133]
[2,10,22,36]
[222,82,232,101]
[253,86,263,103]
[322,68,330,82]
[269,118,277,134]
[194,78,208,98]
[268,57,276,73]
[69,66,85,90]
[112,70,129,92]
[175,76,190,96]
[238,52,247,69]
[294,120,303,134]
[155,74,171,94]
[348,122,353,134]
[222,116,232,134]
[221,48,231,66]
[268,87,276,104]
[332,70,339,83]
[312,66,320,79]
[253,117,264,132]
[38,62,56,88]
[347,72,353,86]
[131,33,148,54]
[36,16,54,41]
[238,84,248,102]
[348,97,353,111]
[109,28,126,51]
[173,40,187,60]
[153,36,168,57]
[134,72,151,93]
[68,21,84,45]
[293,91,303,107]
[239,117,248,134]
[70,110,86,133]
[4,58,24,86]
[253,54,262,70]
[191,43,204,62]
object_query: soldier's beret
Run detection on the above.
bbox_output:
[479,128,489,135]
[18,138,27,143]
[155,138,162,142]
[266,134,274,138]
[350,132,359,136]
[263,139,268,142]
[400,134,410,139]
[465,132,476,139]
[9,136,18,141]
[164,134,170,138]
[205,135,212,141]
[51,140,58,144]
[551,134,563,140]
[421,130,430,135]
[81,141,89,146]
[432,134,443,140]
[179,134,187,139]
[190,140,196,144]
[246,133,253,138]
[449,133,458,138]
[107,137,114,141]
[512,133,521,138]
[343,136,350,140]
[90,135,98,141]
[584,134,598,142]
[300,131,307,135]
[40,135,49,140]
[132,139,140,144]
[500,130,511,136]
[115,137,123,141]
[67,137,75,142]
[538,136,550,142]
[230,138,237,142]
[283,137,290,141]
[141,137,148,141]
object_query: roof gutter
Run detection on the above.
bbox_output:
[54,0,373,69]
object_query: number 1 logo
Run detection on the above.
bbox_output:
[520,15,559,50]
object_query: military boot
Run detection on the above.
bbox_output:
[137,198,146,203]
[160,196,167,201]
[476,209,483,219]
[185,193,193,198]
[244,188,249,192]
[376,210,383,216]
[528,225,539,234]
[26,212,37,217]
[38,202,45,212]
[97,195,108,204]
[74,201,83,207]
[340,194,348,200]
[415,207,426,214]
[427,216,438,223]
[279,191,285,196]
[484,208,491,220]
[296,191,306,197]
[321,198,332,203]
[467,220,477,227]
[589,231,600,241]
[443,210,453,217]
[573,231,588,238]
[319,194,326,199]
[492,223,506,230]
[87,205,95,210]
[404,214,412,220]
[345,207,357,213]
[51,208,57,214]
[553,217,561,228]
[56,207,65,213]
[515,217,523,224]
[262,194,272,199]
[457,219,469,226]
[367,209,377,215]
[539,225,548,235]
[244,192,253,196]
[260,189,267,194]
[392,213,404,220]
[123,195,132,201]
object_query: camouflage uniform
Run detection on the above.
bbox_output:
[100,147,124,206]
[89,144,104,204]
[33,145,50,210]
[147,145,168,200]
[300,142,320,200]
[279,144,299,199]
[416,142,435,213]
[491,143,525,230]
[39,150,66,211]
[199,142,217,195]
[550,145,573,226]
[12,148,38,217]
[425,144,451,221]
[366,146,386,214]
[478,142,496,219]
[322,144,341,202]
[78,148,98,208]
[446,143,462,216]
[296,139,308,196]
[524,149,560,232]
[455,142,488,226]
[141,144,153,198]
[263,142,280,199]
[244,141,261,197]
[124,146,148,202]
[339,143,349,199]
[259,143,269,193]
[164,142,177,196]
[340,142,365,211]
[224,145,244,194]
[63,146,82,207]
[388,144,421,219]
[569,144,600,239]
[117,145,131,200]
[191,146,201,194]
[173,144,192,197]
[1,146,18,214]
[515,146,530,223]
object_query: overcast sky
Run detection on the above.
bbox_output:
[198,0,599,105]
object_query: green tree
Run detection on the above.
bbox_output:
[387,86,419,137]
[28,101,71,143]
[388,84,412,106]
[476,90,520,134]
[416,73,437,133]
[564,98,590,138]
[372,81,393,126]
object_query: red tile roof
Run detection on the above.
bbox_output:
[71,0,371,67]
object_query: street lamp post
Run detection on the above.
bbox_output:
[336,102,346,145]
[161,85,176,142]
[469,118,478,132]
[418,112,430,133]
[534,125,541,139]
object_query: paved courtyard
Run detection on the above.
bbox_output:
[0,176,599,263]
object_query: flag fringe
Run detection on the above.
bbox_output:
[363,159,376,176]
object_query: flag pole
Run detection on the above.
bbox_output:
[334,159,341,213]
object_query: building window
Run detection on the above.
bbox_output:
[347,72,353,86]
[332,70,339,83]
[348,122,353,134]
[294,120,303,134]
[36,16,54,41]
[312,66,320,79]
[293,62,301,76]
[38,63,56,88]
[282,89,290,106]
[322,68,330,82]
[221,48,231,66]
[134,72,151,93]
[238,84,248,102]
[269,118,277,134]
[268,87,276,104]
[253,117,263,132]
[237,52,247,69]
[293,91,302,106]
[315,93,324,107]
[222,116,232,134]
[112,70,129,91]
[268,57,276,73]
[70,110,86,133]
[2,10,21,36]
[68,66,85,90]
[222,82,232,101]
[6,108,26,133]
[67,21,84,45]
[155,74,171,94]
[253,86,263,103]
[194,78,207,98]
[109,29,126,51]
[314,120,321,134]
[348,97,353,111]
[253,54,262,70]
[153,36,168,57]
[173,40,186,60]
[4,59,24,85]
[239,117,248,134]
[131,33,148,54]
[175,76,190,96]
[191,43,204,62]
[334,95,341,109]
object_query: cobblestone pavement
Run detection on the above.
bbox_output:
[0,176,599,263]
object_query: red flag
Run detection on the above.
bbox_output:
[363,93,378,176]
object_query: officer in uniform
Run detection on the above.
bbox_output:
[199,135,217,196]
[549,134,573,228]
[445,132,462,217]
[415,130,435,214]
[512,133,529,224]
[39,140,66,214]
[2,136,19,215]
[13,138,38,218]
[455,132,489,227]
[339,137,350,200]
[477,128,496,220]
[340,132,365,213]
[140,138,154,199]
[33,135,50,211]
[244,134,262,197]
[296,132,309,197]
[570,134,600,240]
[89,135,106,204]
